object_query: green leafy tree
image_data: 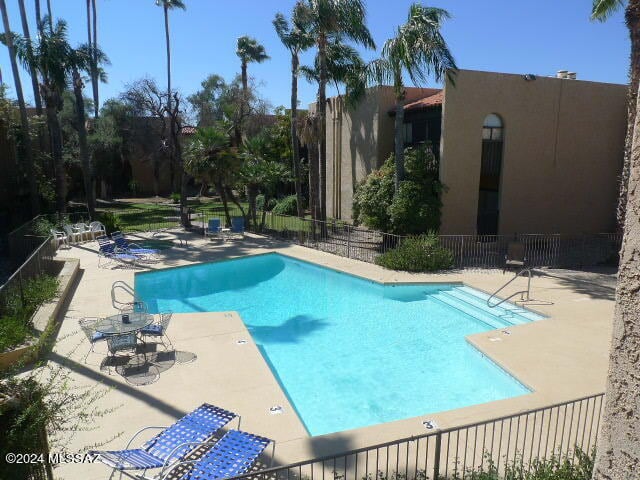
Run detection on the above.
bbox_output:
[274,4,314,218]
[235,36,269,146]
[188,74,226,126]
[368,4,456,191]
[353,145,443,235]
[296,0,375,222]
[184,126,241,225]
[0,0,39,215]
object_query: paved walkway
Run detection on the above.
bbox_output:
[48,230,615,479]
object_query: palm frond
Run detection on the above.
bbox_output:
[591,0,624,21]
[236,35,270,64]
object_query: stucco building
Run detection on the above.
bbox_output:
[321,69,627,235]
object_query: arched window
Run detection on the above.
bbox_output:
[477,114,504,235]
[482,114,503,141]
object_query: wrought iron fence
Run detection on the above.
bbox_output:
[0,236,58,317]
[194,207,621,270]
[228,393,604,480]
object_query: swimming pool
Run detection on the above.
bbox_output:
[135,253,544,436]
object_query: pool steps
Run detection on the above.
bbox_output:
[431,286,544,330]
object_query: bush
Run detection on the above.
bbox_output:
[272,195,298,216]
[30,217,56,237]
[169,192,181,203]
[99,211,122,234]
[0,275,59,352]
[375,234,453,272]
[353,145,443,235]
[256,194,277,212]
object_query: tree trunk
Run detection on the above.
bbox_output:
[46,0,52,28]
[176,126,190,228]
[1,0,39,216]
[291,52,304,218]
[90,0,99,117]
[45,93,65,214]
[394,99,405,191]
[616,2,640,232]
[215,181,231,226]
[592,86,640,479]
[318,33,328,222]
[163,5,178,193]
[35,0,41,32]
[72,69,95,218]
[248,184,258,229]
[18,0,42,114]
[260,193,270,232]
[236,61,247,147]
[308,141,320,222]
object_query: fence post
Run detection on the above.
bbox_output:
[432,432,442,480]
[346,225,351,259]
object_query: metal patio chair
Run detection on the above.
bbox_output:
[78,317,109,362]
[140,311,173,349]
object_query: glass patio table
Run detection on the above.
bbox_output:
[95,312,154,335]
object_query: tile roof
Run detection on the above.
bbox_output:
[403,89,444,111]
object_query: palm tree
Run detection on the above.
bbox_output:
[235,36,269,146]
[13,17,73,214]
[298,0,375,222]
[17,0,42,114]
[592,1,640,231]
[298,112,320,222]
[369,4,456,191]
[69,44,109,218]
[0,1,38,213]
[0,0,39,215]
[274,3,314,219]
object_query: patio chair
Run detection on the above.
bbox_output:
[63,224,83,244]
[111,231,160,259]
[97,236,139,269]
[205,218,223,239]
[106,332,137,357]
[504,241,527,274]
[50,228,69,248]
[160,429,275,480]
[230,216,245,238]
[90,404,240,479]
[89,221,107,239]
[76,222,93,242]
[141,311,173,349]
[78,317,109,362]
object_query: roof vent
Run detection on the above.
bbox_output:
[556,70,568,79]
[567,72,577,80]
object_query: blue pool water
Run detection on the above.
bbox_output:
[135,253,543,436]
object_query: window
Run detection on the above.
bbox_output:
[482,114,503,141]
[403,123,412,144]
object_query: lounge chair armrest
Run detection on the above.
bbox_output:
[123,425,168,450]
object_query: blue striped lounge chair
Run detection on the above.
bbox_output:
[159,430,275,480]
[111,232,160,259]
[90,404,240,479]
[96,236,139,268]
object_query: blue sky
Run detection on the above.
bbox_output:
[0,0,630,112]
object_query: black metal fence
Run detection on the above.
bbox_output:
[0,236,58,317]
[229,393,604,480]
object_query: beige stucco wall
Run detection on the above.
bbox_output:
[439,70,627,235]
[324,86,436,219]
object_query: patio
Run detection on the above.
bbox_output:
[49,230,615,480]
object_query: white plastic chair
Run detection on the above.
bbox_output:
[89,221,107,239]
[50,228,69,248]
[76,222,92,242]
[63,224,83,244]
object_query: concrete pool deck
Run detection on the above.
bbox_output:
[48,230,615,479]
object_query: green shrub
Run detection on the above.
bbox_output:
[272,195,298,216]
[256,194,277,212]
[0,316,31,352]
[353,145,443,235]
[99,211,122,234]
[375,234,453,272]
[30,217,56,237]
[169,192,181,203]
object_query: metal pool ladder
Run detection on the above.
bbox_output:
[111,280,147,312]
[487,268,532,308]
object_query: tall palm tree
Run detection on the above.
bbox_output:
[0,0,39,215]
[13,17,73,214]
[298,112,320,222]
[368,3,455,191]
[69,44,109,218]
[17,0,42,114]
[592,1,640,231]
[235,35,269,146]
[156,0,186,222]
[298,0,375,222]
[274,3,313,218]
